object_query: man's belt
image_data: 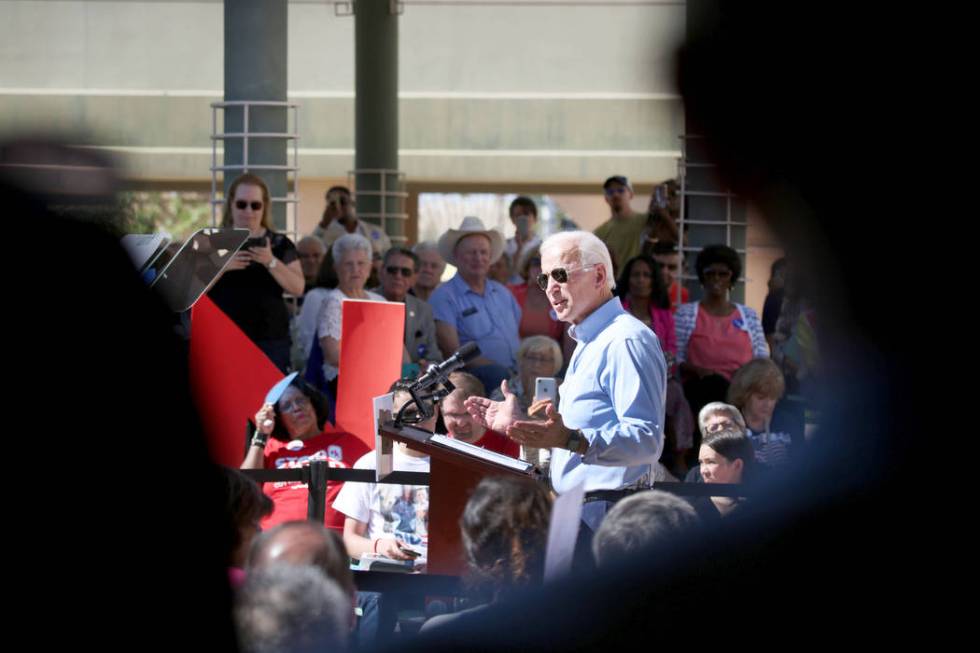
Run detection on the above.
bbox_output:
[583,488,648,504]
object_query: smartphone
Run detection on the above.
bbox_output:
[244,236,268,250]
[534,377,557,404]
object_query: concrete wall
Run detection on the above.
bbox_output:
[0,0,684,184]
[0,1,783,309]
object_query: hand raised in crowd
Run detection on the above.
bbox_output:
[223,250,252,272]
[507,402,573,449]
[465,379,523,433]
[254,403,276,435]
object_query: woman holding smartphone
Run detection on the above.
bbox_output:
[209,173,305,371]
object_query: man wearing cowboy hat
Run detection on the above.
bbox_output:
[429,217,522,396]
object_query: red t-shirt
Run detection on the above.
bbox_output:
[260,430,371,532]
[474,429,521,458]
[668,282,690,313]
[509,283,565,341]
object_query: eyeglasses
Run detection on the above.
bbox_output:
[235,200,263,211]
[279,394,311,412]
[705,420,735,434]
[385,265,414,277]
[536,264,595,291]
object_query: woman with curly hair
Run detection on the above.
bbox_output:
[241,374,370,534]
[675,244,768,461]
[422,476,552,631]
[217,465,273,587]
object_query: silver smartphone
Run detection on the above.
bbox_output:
[534,377,557,404]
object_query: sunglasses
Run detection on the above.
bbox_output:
[235,200,263,211]
[385,265,414,277]
[536,264,595,291]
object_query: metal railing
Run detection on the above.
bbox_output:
[348,168,409,245]
[240,461,751,524]
[209,100,301,238]
[676,134,749,303]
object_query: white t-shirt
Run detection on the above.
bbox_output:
[297,287,331,361]
[332,447,431,556]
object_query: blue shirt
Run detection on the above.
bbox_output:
[551,296,666,494]
[430,273,521,369]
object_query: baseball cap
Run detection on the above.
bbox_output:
[603,175,633,191]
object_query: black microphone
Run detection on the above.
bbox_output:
[411,342,481,392]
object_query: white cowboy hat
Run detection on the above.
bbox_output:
[437,216,505,267]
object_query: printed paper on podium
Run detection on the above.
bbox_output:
[544,482,585,582]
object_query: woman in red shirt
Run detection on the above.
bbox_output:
[241,374,370,533]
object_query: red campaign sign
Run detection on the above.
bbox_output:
[334,299,405,449]
[189,295,282,467]
[188,295,403,464]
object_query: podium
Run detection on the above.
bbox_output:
[378,420,542,576]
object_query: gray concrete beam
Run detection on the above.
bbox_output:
[224,0,289,231]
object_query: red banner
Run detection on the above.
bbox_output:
[189,296,282,466]
[334,299,405,448]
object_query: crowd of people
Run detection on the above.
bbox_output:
[210,170,819,650]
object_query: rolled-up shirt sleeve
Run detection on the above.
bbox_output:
[579,335,666,467]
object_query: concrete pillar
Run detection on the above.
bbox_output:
[355,0,402,243]
[682,0,747,304]
[224,0,289,231]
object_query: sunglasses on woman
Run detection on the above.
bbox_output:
[536,264,595,291]
[235,200,263,211]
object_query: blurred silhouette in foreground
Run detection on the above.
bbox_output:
[1,138,237,651]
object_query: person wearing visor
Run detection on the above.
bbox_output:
[241,373,370,533]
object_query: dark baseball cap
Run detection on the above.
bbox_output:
[603,175,633,191]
